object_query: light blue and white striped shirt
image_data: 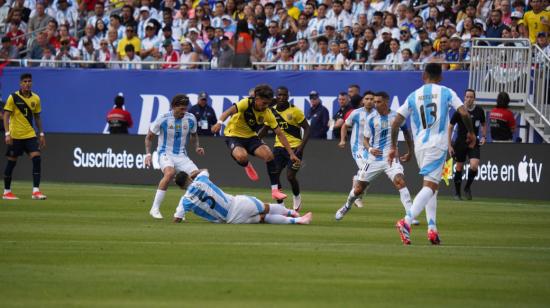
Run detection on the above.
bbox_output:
[179,170,234,223]
[150,111,197,156]
[364,110,404,162]
[397,83,463,151]
[345,107,376,160]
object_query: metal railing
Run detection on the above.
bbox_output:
[252,60,469,70]
[4,58,212,69]
[468,38,532,104]
[529,45,550,127]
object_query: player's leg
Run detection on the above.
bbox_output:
[353,156,368,208]
[264,203,312,224]
[254,144,286,200]
[464,146,481,200]
[150,155,177,219]
[453,142,467,200]
[226,137,259,181]
[285,151,302,210]
[3,139,23,200]
[29,152,46,200]
[425,190,440,244]
[336,161,380,220]
[272,147,288,204]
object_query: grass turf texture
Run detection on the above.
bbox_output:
[1,181,549,307]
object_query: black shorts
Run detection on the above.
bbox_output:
[453,142,480,163]
[225,136,265,156]
[273,147,303,172]
[6,137,40,157]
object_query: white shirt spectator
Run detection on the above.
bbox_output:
[328,11,352,32]
[456,18,486,32]
[400,38,419,54]
[77,36,99,52]
[385,51,403,70]
[0,2,10,33]
[141,36,161,51]
[401,59,415,70]
[264,36,283,61]
[334,53,352,70]
[122,55,142,69]
[315,51,336,65]
[353,2,375,25]
[211,16,223,28]
[55,6,78,30]
[276,58,294,70]
[294,48,315,70]
[308,16,328,35]
[87,15,109,28]
[39,53,56,67]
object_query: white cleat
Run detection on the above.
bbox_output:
[293,195,302,211]
[354,198,364,208]
[297,212,312,224]
[335,204,351,221]
[149,209,163,219]
[412,219,420,226]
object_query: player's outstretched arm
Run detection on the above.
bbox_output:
[389,113,405,166]
[447,123,455,156]
[144,130,156,168]
[457,106,476,148]
[400,128,413,162]
[34,113,46,149]
[274,127,300,163]
[296,120,310,155]
[211,105,237,133]
[338,123,349,148]
[3,110,12,145]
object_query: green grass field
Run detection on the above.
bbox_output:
[1,181,549,307]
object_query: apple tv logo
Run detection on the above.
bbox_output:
[517,156,542,183]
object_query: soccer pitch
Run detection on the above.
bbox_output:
[1,181,549,307]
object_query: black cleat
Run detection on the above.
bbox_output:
[464,187,472,200]
[454,194,462,201]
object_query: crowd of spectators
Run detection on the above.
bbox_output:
[0,0,548,70]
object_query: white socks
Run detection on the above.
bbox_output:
[151,189,166,211]
[405,186,434,226]
[425,191,438,231]
[399,187,413,212]
[264,214,297,224]
[33,187,39,193]
[345,188,360,208]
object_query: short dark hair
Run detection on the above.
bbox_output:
[171,94,190,107]
[424,63,442,80]
[316,36,328,44]
[114,95,124,107]
[496,91,510,108]
[465,89,476,97]
[363,90,375,97]
[277,86,289,93]
[20,73,32,81]
[124,44,135,52]
[175,172,190,188]
[349,84,360,90]
[254,84,274,100]
[375,91,390,101]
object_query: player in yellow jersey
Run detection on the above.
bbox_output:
[259,87,310,211]
[211,84,300,201]
[522,0,550,43]
[2,73,47,200]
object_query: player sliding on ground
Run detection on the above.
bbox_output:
[172,169,313,225]
[211,84,300,201]
[389,63,476,245]
[335,92,416,224]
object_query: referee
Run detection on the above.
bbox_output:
[448,89,486,200]
[2,73,47,200]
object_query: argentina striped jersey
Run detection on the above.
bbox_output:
[150,111,197,156]
[364,110,405,162]
[345,107,376,160]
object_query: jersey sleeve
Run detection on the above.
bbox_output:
[294,108,305,125]
[397,96,411,118]
[344,110,355,127]
[234,98,249,113]
[264,108,278,129]
[195,170,210,181]
[189,113,197,134]
[3,95,14,112]
[33,94,41,114]
[449,89,464,110]
[149,116,163,135]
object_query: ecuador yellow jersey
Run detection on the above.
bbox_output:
[522,10,550,43]
[272,104,305,149]
[3,91,41,139]
[224,97,278,138]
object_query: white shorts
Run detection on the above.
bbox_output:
[353,152,368,170]
[226,195,264,224]
[357,159,404,183]
[158,153,198,174]
[415,148,447,183]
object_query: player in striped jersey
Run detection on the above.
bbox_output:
[145,94,205,219]
[389,63,475,245]
[338,91,376,208]
[173,170,313,224]
[335,92,415,222]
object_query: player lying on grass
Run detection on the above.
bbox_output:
[172,169,313,224]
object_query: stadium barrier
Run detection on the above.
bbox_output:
[1,134,548,200]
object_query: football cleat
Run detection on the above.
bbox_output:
[354,197,364,208]
[412,219,420,226]
[271,188,287,200]
[453,194,463,201]
[396,219,411,245]
[464,187,472,200]
[428,229,441,245]
[31,191,47,200]
[2,192,19,200]
[297,212,312,224]
[244,163,259,181]
[149,209,163,219]
[335,204,351,221]
[293,195,302,211]
[173,217,184,223]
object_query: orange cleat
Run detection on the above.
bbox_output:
[244,163,259,181]
[2,192,19,200]
[31,191,47,200]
